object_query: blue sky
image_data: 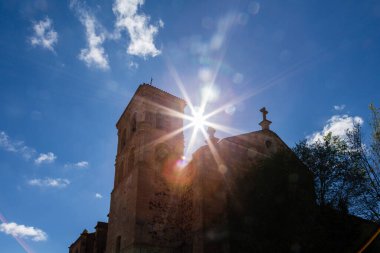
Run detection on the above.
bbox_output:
[1,0,380,252]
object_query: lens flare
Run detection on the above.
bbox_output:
[175,156,188,169]
[201,85,219,102]
[192,107,207,130]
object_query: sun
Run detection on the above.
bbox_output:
[191,108,207,130]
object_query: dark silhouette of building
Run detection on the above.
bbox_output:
[69,222,108,253]
[69,84,380,253]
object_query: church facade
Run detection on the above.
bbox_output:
[69,84,380,253]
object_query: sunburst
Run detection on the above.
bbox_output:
[157,48,312,166]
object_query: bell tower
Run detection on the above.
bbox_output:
[106,83,186,253]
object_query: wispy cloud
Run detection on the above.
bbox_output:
[64,160,89,169]
[70,0,109,70]
[34,152,57,165]
[29,17,58,51]
[0,131,58,167]
[28,178,70,188]
[333,104,346,111]
[113,0,163,58]
[0,131,36,160]
[0,222,47,241]
[128,61,139,69]
[307,114,363,144]
[95,193,103,199]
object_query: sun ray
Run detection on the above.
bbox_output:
[203,121,244,136]
[199,50,226,115]
[166,60,197,115]
[163,40,321,161]
[185,125,201,158]
[199,127,223,167]
[203,54,319,121]
[141,122,195,151]
[135,96,193,122]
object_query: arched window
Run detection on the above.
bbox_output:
[131,113,137,133]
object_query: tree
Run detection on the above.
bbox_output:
[367,103,380,192]
[293,133,371,217]
[345,104,380,221]
[293,104,380,222]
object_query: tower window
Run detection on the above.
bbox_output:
[115,236,121,253]
[145,111,154,124]
[156,112,164,130]
[156,112,171,131]
[120,129,126,151]
[131,113,137,133]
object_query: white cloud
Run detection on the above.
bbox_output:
[333,104,346,111]
[128,61,139,69]
[0,222,47,241]
[113,0,163,58]
[75,161,89,168]
[78,14,109,69]
[64,160,89,169]
[71,1,109,70]
[29,17,58,51]
[95,193,103,199]
[0,131,36,160]
[28,178,70,188]
[34,152,57,164]
[307,114,364,144]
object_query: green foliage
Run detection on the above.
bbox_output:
[369,104,380,183]
[345,104,380,221]
[294,133,368,214]
[294,104,380,222]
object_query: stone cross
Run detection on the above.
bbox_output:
[260,107,268,121]
[259,107,272,130]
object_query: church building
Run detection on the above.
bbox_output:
[69,84,380,253]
